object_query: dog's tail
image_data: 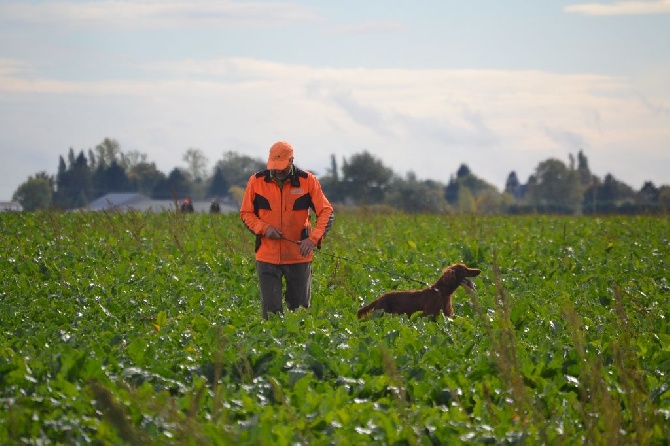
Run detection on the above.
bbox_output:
[357,302,376,319]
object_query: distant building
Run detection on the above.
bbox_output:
[85,193,172,212]
[0,201,23,212]
[84,193,236,213]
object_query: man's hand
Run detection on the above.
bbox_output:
[299,238,315,257]
[265,226,282,239]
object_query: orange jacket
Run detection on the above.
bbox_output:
[240,167,334,264]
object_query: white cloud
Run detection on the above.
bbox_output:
[0,0,321,30]
[1,57,669,199]
[0,59,33,77]
[333,21,409,35]
[566,0,670,16]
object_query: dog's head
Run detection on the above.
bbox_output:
[450,263,481,290]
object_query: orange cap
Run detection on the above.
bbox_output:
[267,141,294,170]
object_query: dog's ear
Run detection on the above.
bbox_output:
[437,266,456,285]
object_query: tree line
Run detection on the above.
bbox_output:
[11,137,670,214]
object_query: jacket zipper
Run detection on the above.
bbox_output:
[279,181,285,263]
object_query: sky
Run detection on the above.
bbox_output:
[1,0,669,200]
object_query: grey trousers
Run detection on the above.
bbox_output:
[256,261,312,319]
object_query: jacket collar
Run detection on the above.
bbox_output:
[264,166,301,187]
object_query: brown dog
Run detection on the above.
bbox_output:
[357,263,481,319]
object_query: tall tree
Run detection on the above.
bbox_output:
[456,164,471,178]
[94,138,122,169]
[598,174,635,204]
[207,166,229,198]
[328,154,339,182]
[386,172,448,213]
[183,147,209,182]
[56,155,67,193]
[72,151,94,206]
[67,148,76,166]
[12,172,54,211]
[128,162,166,197]
[582,175,602,214]
[54,150,93,209]
[576,150,592,188]
[152,168,191,200]
[92,160,131,197]
[456,167,497,197]
[319,155,345,203]
[457,186,476,213]
[505,171,522,199]
[122,150,148,171]
[340,151,394,205]
[446,165,499,206]
[637,181,659,205]
[87,149,97,169]
[527,158,582,213]
[445,176,459,204]
[214,151,266,189]
[658,186,670,210]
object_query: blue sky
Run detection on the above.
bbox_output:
[1,0,669,200]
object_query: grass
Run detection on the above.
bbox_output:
[0,211,668,444]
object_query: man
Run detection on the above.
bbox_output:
[180,198,194,213]
[240,141,334,319]
[209,198,221,214]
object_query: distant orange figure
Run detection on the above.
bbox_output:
[210,199,221,214]
[180,198,194,213]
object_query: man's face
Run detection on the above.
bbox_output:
[271,158,293,180]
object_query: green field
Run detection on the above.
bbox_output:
[1,211,668,445]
